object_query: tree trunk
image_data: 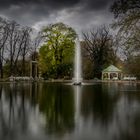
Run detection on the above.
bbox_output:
[0,61,3,78]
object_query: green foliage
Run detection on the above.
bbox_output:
[3,60,30,77]
[39,22,77,79]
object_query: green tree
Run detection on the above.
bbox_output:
[39,23,77,79]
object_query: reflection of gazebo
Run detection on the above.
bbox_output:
[102,65,122,80]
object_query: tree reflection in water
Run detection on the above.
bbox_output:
[0,83,42,140]
[81,83,119,126]
[113,83,140,140]
[0,82,140,140]
[39,83,75,135]
[0,82,75,138]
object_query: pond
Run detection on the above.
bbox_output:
[0,82,140,140]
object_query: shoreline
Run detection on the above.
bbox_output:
[0,78,140,84]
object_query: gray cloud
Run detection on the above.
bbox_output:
[0,0,80,11]
[0,0,113,10]
[0,0,115,36]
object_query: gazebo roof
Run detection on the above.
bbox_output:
[102,65,121,72]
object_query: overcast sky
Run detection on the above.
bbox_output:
[0,0,115,36]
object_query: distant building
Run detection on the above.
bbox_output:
[102,65,122,80]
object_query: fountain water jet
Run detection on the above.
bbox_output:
[73,38,82,85]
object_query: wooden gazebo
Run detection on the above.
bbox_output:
[102,65,122,80]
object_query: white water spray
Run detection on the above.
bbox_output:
[73,38,82,84]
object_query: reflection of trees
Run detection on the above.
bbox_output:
[0,83,37,139]
[115,112,140,140]
[114,83,140,140]
[39,83,74,135]
[0,82,75,137]
[81,84,119,126]
[0,84,8,137]
[29,82,40,106]
[122,83,140,103]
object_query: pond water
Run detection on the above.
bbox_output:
[0,82,140,140]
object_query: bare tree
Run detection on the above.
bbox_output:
[28,32,43,78]
[0,17,10,78]
[83,26,117,78]
[111,0,140,59]
[18,27,32,76]
[6,21,21,76]
[31,31,43,61]
[0,17,34,77]
[5,21,32,76]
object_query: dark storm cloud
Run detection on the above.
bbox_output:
[0,0,114,36]
[83,0,114,10]
[0,0,80,9]
[0,0,113,11]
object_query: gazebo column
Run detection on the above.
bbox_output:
[102,72,104,80]
[108,72,110,80]
[120,73,123,80]
[116,72,119,80]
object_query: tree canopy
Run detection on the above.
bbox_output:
[39,22,77,79]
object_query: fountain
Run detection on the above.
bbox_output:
[73,38,82,85]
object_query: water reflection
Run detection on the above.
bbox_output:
[81,83,119,126]
[113,83,140,140]
[0,83,43,140]
[74,86,82,132]
[0,82,140,140]
[39,83,75,135]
